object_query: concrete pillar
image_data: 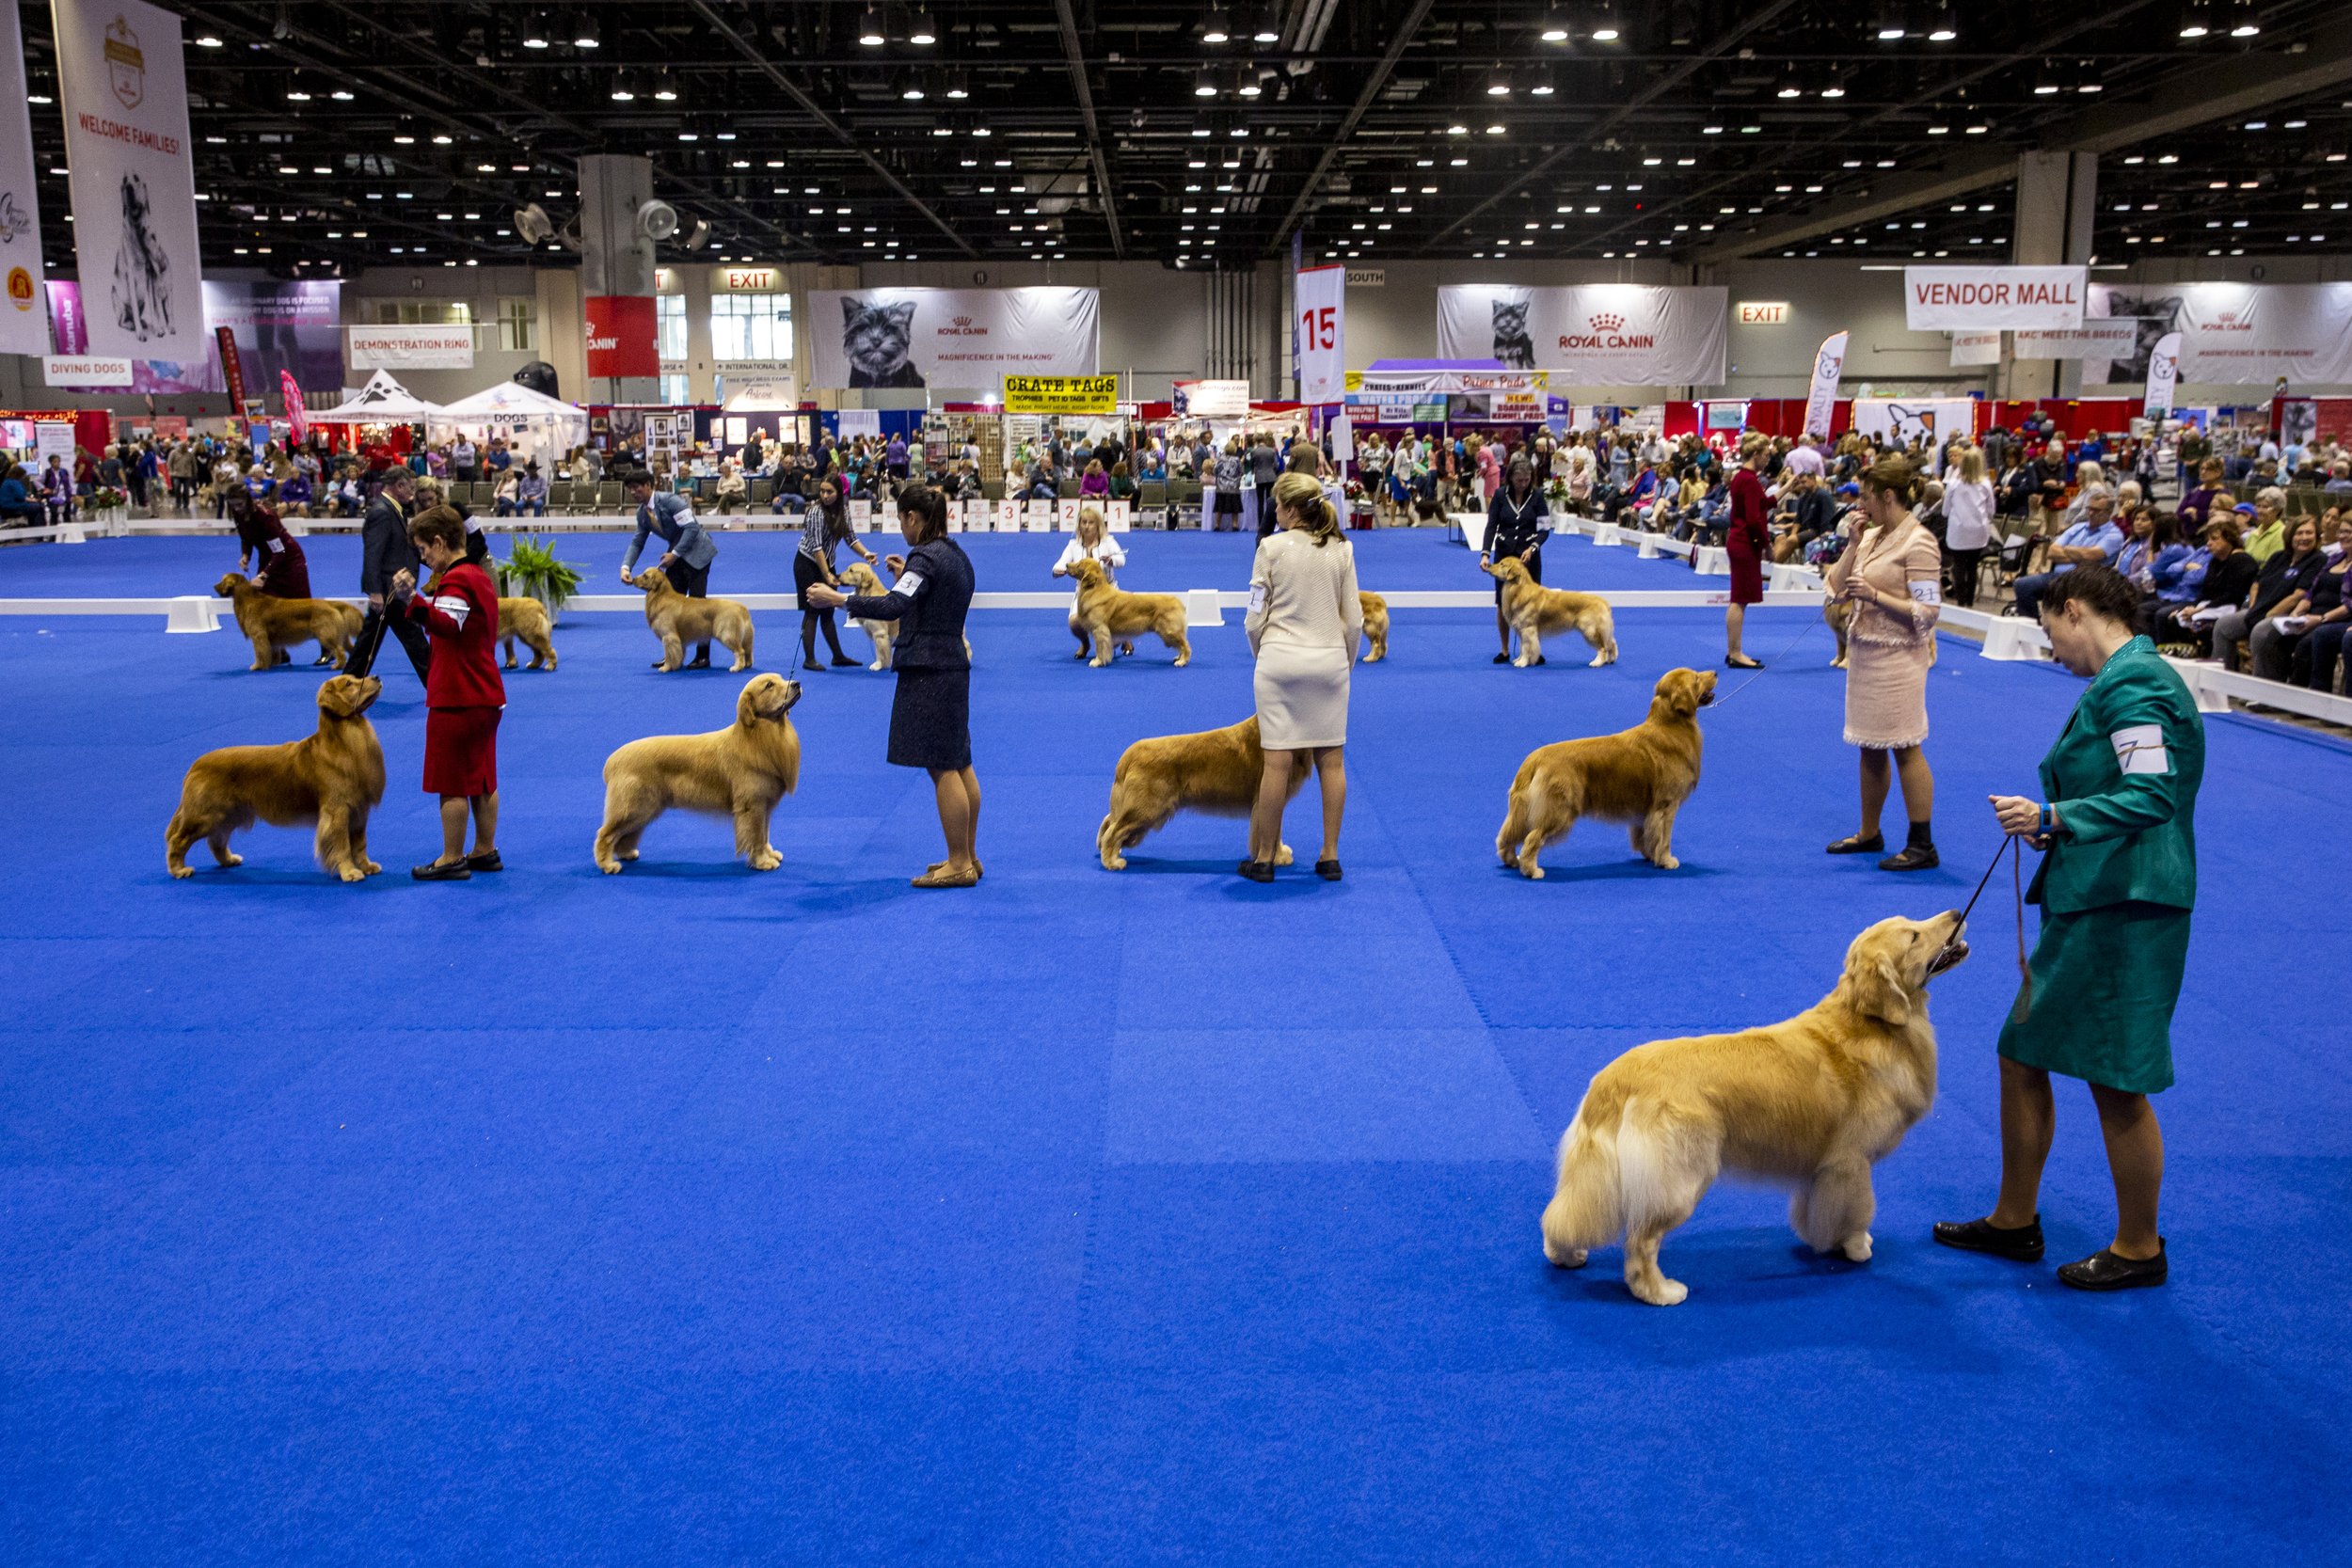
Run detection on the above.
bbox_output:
[1998,151,2098,400]
[533,267,585,402]
[578,153,660,404]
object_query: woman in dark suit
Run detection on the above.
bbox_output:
[1481,456,1547,664]
[806,484,980,887]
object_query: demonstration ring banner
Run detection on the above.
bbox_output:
[2086,282,2352,387]
[811,287,1099,390]
[54,0,207,361]
[1436,284,1727,386]
[1903,266,2086,331]
[0,2,52,356]
[1002,373,1119,416]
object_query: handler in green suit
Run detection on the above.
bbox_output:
[1935,564,2203,1291]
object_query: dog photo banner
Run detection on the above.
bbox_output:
[1436,284,1727,386]
[0,2,52,356]
[53,0,206,361]
[809,287,1099,389]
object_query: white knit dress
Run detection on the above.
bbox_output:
[1246,530,1363,749]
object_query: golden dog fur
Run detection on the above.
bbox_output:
[594,673,803,872]
[1481,556,1618,667]
[630,566,755,673]
[215,572,363,671]
[1358,591,1390,663]
[1068,558,1191,667]
[1097,714,1305,870]
[1541,911,1967,1305]
[166,673,387,881]
[497,596,558,671]
[834,559,973,671]
[1496,668,1715,879]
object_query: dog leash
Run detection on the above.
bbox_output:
[1708,604,1829,708]
[1941,833,2033,1003]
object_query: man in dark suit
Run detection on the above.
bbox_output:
[347,467,431,685]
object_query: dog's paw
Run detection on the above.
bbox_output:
[1173,655,1190,667]
[1521,863,1545,880]
[218,852,243,868]
[363,861,383,875]
[1543,1237,1588,1269]
[1273,843,1295,867]
[596,859,624,875]
[1842,1231,1873,1262]
[168,863,193,879]
[749,848,783,872]
[1654,854,1680,871]
[1631,1277,1689,1307]
[338,865,367,883]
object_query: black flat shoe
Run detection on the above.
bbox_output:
[464,848,503,873]
[684,655,712,670]
[410,860,471,881]
[2058,1243,2167,1291]
[1315,859,1343,881]
[1932,1216,2045,1261]
[1879,844,1940,872]
[1236,860,1275,883]
[1493,653,1510,664]
[1826,832,1885,855]
[831,654,859,667]
[1725,656,1763,670]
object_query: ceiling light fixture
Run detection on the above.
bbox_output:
[521,12,550,49]
[858,6,887,46]
[1200,7,1232,45]
[907,8,938,45]
[570,12,599,48]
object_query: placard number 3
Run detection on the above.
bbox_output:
[1300,307,1337,350]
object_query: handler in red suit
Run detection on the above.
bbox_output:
[1724,431,1772,670]
[389,505,505,880]
[225,488,312,599]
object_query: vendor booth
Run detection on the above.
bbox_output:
[432,381,591,468]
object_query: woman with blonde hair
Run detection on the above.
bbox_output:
[1051,504,1130,657]
[1241,471,1362,883]
[1825,453,1945,871]
[1944,441,1996,608]
[1724,432,1771,668]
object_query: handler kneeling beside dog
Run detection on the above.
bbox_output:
[390,506,505,880]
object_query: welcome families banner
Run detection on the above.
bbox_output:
[1435,285,1727,386]
[809,287,1099,389]
[0,2,51,356]
[2085,282,2352,386]
[53,0,206,361]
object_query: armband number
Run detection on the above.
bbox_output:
[2109,723,2169,776]
[1248,584,1267,614]
[1906,579,1941,605]
[895,570,927,597]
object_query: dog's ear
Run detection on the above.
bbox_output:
[1662,673,1700,719]
[1849,950,1913,1025]
[736,679,767,726]
[317,678,359,718]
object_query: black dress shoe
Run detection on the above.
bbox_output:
[1879,844,1940,872]
[685,654,712,669]
[1315,859,1343,881]
[1932,1216,2045,1261]
[1236,859,1275,883]
[410,860,472,881]
[1826,832,1885,855]
[464,848,504,873]
[831,654,859,667]
[2058,1243,2167,1291]
[1493,653,1510,664]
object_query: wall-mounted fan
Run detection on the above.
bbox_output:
[512,202,556,245]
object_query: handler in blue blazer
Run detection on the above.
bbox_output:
[1937,564,2204,1292]
[621,472,720,669]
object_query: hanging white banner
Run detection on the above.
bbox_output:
[1295,263,1345,404]
[43,354,131,386]
[1949,330,2002,368]
[2086,282,2352,386]
[53,0,205,361]
[2143,332,2182,416]
[1436,284,1727,385]
[2012,319,2142,360]
[348,325,475,370]
[1850,398,1976,473]
[1903,266,2086,330]
[808,287,1099,389]
[1802,331,1847,441]
[0,2,51,355]
[1174,378,1249,418]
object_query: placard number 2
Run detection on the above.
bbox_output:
[1300,307,1336,350]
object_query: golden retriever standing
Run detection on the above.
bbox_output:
[166,673,386,881]
[498,596,558,671]
[1068,558,1190,667]
[836,560,973,671]
[1482,557,1617,667]
[1541,911,1968,1306]
[1097,715,1304,870]
[1496,668,1714,879]
[1358,591,1391,663]
[215,572,363,671]
[631,566,755,673]
[594,673,803,873]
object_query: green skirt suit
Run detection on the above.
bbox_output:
[1998,636,2204,1096]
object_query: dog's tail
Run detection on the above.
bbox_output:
[1541,1091,1626,1255]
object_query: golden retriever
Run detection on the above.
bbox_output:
[214,572,363,671]
[834,559,973,671]
[498,596,558,671]
[1496,668,1714,879]
[631,566,755,673]
[594,673,803,873]
[1359,591,1391,663]
[1097,714,1304,870]
[166,673,386,881]
[1068,558,1190,667]
[1481,556,1617,667]
[1542,911,1969,1306]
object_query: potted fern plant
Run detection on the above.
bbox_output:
[493,534,584,625]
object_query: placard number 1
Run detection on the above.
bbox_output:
[1300,307,1336,350]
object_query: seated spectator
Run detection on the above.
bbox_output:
[277,471,315,518]
[1079,457,1110,501]
[2242,487,2289,563]
[2008,483,2124,619]
[2293,521,2352,692]
[2213,516,2325,672]
[1107,459,1136,502]
[2325,462,2352,497]
[713,459,748,515]
[2150,519,2259,655]
[514,463,548,518]
[491,468,523,517]
[0,463,42,526]
[2113,506,2185,595]
[40,455,72,525]
[2259,512,2351,683]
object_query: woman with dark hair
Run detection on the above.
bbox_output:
[2210,515,2322,673]
[807,485,979,887]
[225,486,311,600]
[1942,563,2203,1291]
[389,506,505,881]
[1482,455,1548,664]
[794,475,879,672]
[1823,452,1944,871]
[1724,433,1772,669]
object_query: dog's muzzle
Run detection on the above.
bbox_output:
[1926,916,1969,977]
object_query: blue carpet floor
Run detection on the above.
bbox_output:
[1,531,2346,1564]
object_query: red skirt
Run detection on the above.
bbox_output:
[422,705,501,796]
[1725,540,1765,606]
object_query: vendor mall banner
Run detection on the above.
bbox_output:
[810,287,1099,389]
[53,0,207,360]
[0,1,51,356]
[1436,284,1727,386]
[1904,266,2086,330]
[1002,373,1119,416]
[349,325,475,371]
[2085,281,2352,387]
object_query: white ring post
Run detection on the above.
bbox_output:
[1692,546,1731,576]
[1184,588,1225,627]
[165,595,221,634]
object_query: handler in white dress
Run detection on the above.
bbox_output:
[1049,505,1129,657]
[1242,471,1363,883]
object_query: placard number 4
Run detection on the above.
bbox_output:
[1300,307,1337,350]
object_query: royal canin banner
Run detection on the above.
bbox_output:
[807,287,1099,389]
[583,293,660,379]
[1903,266,2086,331]
[1436,284,1727,386]
[53,0,207,360]
[2085,282,2352,387]
[1802,331,1847,443]
[1295,264,1345,404]
[0,2,52,356]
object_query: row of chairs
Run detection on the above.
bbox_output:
[2227,480,2346,516]
[437,479,628,515]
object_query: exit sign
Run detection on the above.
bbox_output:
[1737,301,1789,325]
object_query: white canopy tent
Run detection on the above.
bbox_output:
[310,369,447,424]
[432,380,590,465]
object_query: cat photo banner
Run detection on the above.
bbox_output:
[1436,284,1727,386]
[53,0,207,361]
[812,287,1100,390]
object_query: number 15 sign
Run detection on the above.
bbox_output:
[1295,264,1345,405]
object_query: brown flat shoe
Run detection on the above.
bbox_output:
[926,860,984,879]
[911,864,980,888]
